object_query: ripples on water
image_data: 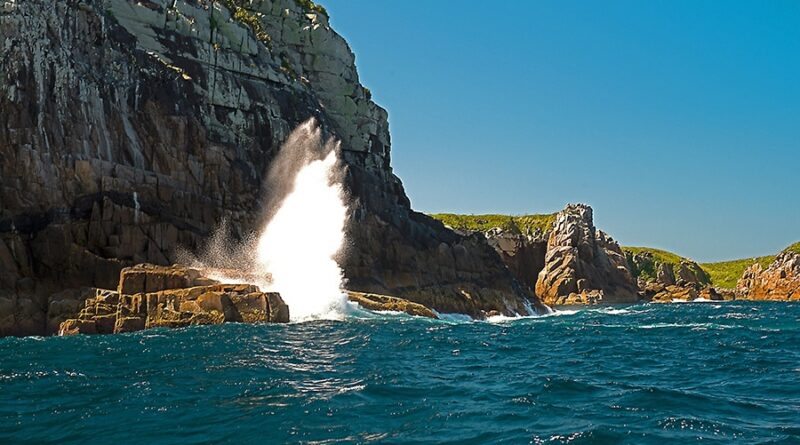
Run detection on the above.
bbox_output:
[1,302,799,444]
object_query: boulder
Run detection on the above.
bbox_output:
[348,291,438,319]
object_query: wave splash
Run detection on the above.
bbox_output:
[255,121,349,321]
[188,119,350,322]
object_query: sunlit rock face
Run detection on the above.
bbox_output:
[737,252,800,301]
[0,0,535,334]
[535,204,639,305]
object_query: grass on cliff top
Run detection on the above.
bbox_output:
[701,256,775,289]
[623,246,710,284]
[622,246,687,266]
[700,241,798,288]
[784,241,800,255]
[429,213,557,235]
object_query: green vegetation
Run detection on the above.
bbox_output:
[784,241,800,255]
[701,256,775,289]
[280,55,297,78]
[623,246,710,285]
[697,242,798,289]
[429,213,557,235]
[294,0,328,16]
[217,0,272,47]
[623,247,686,266]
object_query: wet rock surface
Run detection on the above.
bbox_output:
[59,264,289,336]
[347,291,438,319]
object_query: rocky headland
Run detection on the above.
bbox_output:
[431,207,796,306]
[0,0,796,337]
[735,244,800,301]
[0,0,537,336]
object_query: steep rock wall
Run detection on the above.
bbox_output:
[0,0,535,334]
[535,204,638,305]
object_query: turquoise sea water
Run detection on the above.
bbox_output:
[1,302,799,444]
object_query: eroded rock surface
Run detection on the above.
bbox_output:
[347,291,438,319]
[59,263,289,335]
[625,249,723,303]
[736,251,800,301]
[535,204,638,305]
[0,0,536,335]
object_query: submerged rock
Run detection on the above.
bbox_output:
[59,264,289,336]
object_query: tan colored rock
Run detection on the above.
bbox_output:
[59,265,289,335]
[736,251,800,301]
[114,316,145,333]
[348,291,438,319]
[535,204,638,305]
[117,264,218,295]
[58,319,97,336]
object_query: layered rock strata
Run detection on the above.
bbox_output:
[0,0,538,336]
[59,263,289,335]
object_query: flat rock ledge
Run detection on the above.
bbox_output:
[347,291,438,319]
[59,264,289,336]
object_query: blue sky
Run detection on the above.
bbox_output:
[323,0,800,262]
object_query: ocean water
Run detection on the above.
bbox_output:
[1,302,799,444]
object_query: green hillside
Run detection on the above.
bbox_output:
[623,247,710,285]
[429,213,556,235]
[701,256,775,289]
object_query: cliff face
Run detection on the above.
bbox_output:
[434,205,640,305]
[535,204,638,305]
[736,251,800,301]
[0,0,534,335]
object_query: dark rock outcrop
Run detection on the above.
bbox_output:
[535,204,638,305]
[0,0,537,335]
[736,251,800,301]
[59,264,289,335]
[483,228,549,294]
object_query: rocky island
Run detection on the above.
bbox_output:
[0,0,797,337]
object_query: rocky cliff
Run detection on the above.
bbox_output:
[736,247,800,301]
[535,204,638,305]
[429,213,555,295]
[0,0,535,335]
[433,205,640,306]
[624,247,727,302]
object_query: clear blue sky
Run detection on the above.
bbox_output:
[323,0,800,262]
